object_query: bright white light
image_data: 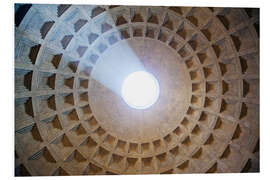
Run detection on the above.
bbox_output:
[121,71,160,109]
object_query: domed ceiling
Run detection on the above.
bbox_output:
[15,4,259,176]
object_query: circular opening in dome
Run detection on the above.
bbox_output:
[121,71,160,109]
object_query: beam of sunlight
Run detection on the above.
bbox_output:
[91,40,160,109]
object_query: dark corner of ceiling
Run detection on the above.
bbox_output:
[15,3,32,27]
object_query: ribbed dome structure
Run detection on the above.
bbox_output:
[15,4,259,176]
